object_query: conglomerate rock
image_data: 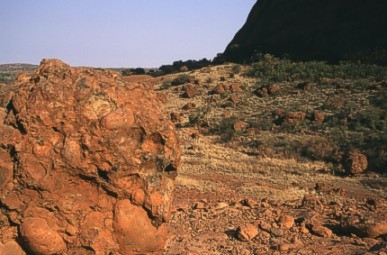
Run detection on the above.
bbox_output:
[0,59,181,255]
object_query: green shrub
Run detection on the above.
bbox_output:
[231,64,242,74]
[160,79,172,90]
[370,87,387,109]
[171,74,191,86]
[188,105,212,127]
[349,108,386,131]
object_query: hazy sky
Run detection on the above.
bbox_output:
[0,0,256,67]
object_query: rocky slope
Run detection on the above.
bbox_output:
[0,59,181,254]
[223,0,387,64]
[0,59,385,254]
[155,63,386,254]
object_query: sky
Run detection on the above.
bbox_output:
[0,0,256,67]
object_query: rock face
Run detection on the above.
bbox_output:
[0,59,181,254]
[222,0,387,65]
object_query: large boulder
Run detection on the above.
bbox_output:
[0,59,181,254]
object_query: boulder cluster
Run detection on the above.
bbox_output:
[0,59,181,254]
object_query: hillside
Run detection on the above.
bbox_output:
[222,0,387,65]
[153,60,387,253]
[0,63,37,71]
[0,63,37,84]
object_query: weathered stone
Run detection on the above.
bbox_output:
[341,217,387,238]
[285,111,306,126]
[230,83,243,93]
[241,198,257,208]
[306,220,333,238]
[364,221,387,238]
[233,121,249,132]
[214,202,229,211]
[0,59,181,254]
[268,84,281,95]
[193,201,206,210]
[0,241,26,255]
[20,218,66,255]
[301,194,323,212]
[0,107,6,125]
[237,224,259,241]
[343,150,368,175]
[278,215,295,229]
[170,112,181,123]
[279,243,296,252]
[313,111,325,124]
[182,102,196,110]
[213,84,227,94]
[114,200,168,253]
[270,227,284,237]
[183,84,199,98]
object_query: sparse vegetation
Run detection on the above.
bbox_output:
[159,58,387,174]
[159,58,211,74]
[231,64,242,74]
[246,54,387,83]
[122,67,146,76]
[0,63,37,83]
[171,74,192,86]
[0,73,17,84]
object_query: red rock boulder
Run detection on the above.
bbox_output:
[236,224,259,241]
[343,150,368,175]
[233,121,249,132]
[313,111,325,124]
[285,111,306,126]
[182,84,199,98]
[0,59,181,255]
[213,84,227,94]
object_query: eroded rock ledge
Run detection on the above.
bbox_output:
[0,59,181,255]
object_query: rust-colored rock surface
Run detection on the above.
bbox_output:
[236,224,259,241]
[233,121,249,132]
[0,59,181,254]
[182,84,199,98]
[343,150,368,175]
[285,111,306,126]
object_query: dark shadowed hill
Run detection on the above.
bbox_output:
[223,0,387,65]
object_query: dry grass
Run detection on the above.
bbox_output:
[155,63,386,207]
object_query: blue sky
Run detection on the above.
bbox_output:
[0,0,256,67]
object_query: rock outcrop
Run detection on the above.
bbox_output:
[343,150,368,175]
[0,59,181,254]
[222,0,387,65]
